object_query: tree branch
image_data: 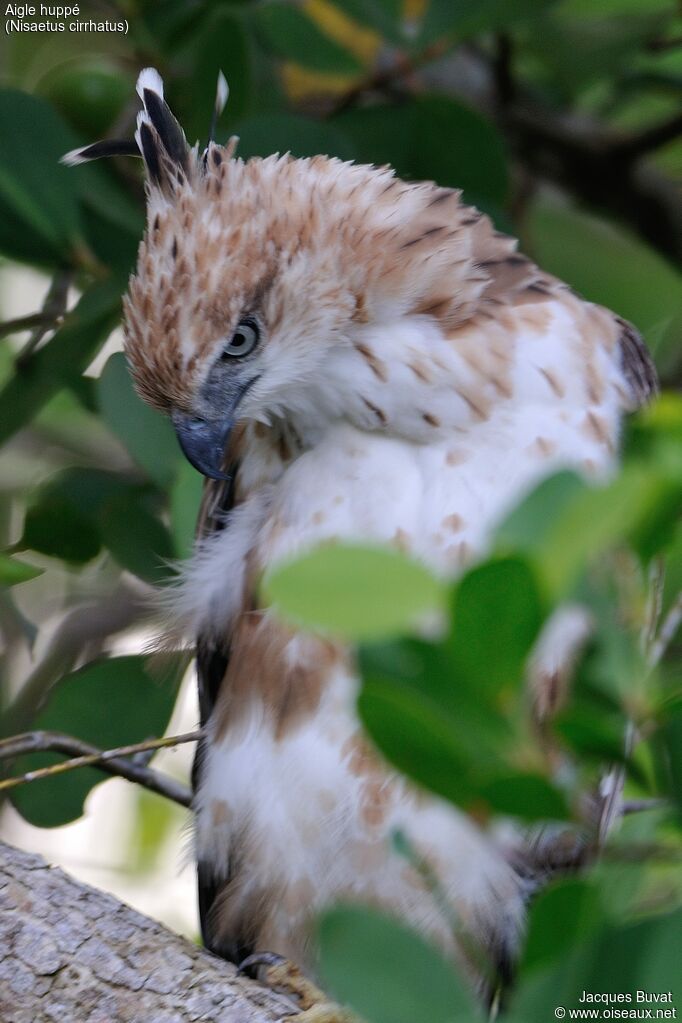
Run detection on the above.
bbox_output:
[0,730,198,807]
[14,269,72,367]
[0,840,297,1023]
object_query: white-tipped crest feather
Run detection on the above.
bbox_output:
[60,147,89,166]
[215,71,229,117]
[136,66,165,102]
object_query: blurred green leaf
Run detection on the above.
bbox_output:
[265,543,445,639]
[448,557,544,696]
[335,96,508,211]
[510,909,682,1020]
[170,460,203,558]
[177,9,253,140]
[479,773,569,820]
[99,490,174,584]
[497,462,682,599]
[418,0,559,46]
[524,8,673,95]
[318,906,477,1023]
[0,88,82,265]
[655,703,682,821]
[97,353,180,488]
[522,877,603,971]
[38,61,131,138]
[0,277,123,445]
[0,553,43,586]
[22,491,101,565]
[334,0,406,46]
[358,675,477,806]
[9,655,181,827]
[256,3,363,74]
[495,471,586,553]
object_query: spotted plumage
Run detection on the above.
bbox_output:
[66,69,656,998]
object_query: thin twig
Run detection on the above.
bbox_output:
[0,730,199,807]
[0,312,57,342]
[326,38,449,117]
[650,592,682,667]
[621,798,668,815]
[15,268,72,367]
[615,110,682,160]
[642,558,665,659]
[646,33,682,52]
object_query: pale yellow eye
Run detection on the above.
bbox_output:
[222,319,259,360]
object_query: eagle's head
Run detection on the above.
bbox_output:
[65,68,536,478]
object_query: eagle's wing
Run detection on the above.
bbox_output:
[617,317,658,409]
[192,450,244,960]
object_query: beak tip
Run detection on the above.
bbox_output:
[172,411,233,480]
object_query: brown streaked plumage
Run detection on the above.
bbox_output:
[66,67,657,1005]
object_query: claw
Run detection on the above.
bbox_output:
[237,951,356,1021]
[238,950,288,978]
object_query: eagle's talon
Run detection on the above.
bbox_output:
[239,952,355,1021]
[238,950,288,978]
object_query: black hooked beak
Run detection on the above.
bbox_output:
[171,375,260,480]
[171,411,233,480]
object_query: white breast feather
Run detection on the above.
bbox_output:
[185,296,629,965]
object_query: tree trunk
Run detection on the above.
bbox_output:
[0,840,296,1023]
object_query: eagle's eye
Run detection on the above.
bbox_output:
[221,319,259,360]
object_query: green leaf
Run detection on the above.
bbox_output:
[0,88,82,265]
[336,96,509,211]
[538,465,682,596]
[0,553,43,586]
[99,491,175,584]
[9,655,182,828]
[38,61,131,138]
[0,277,123,445]
[523,8,673,96]
[417,0,559,47]
[177,10,253,141]
[19,468,127,566]
[412,96,509,208]
[358,676,477,806]
[497,463,682,599]
[22,492,101,565]
[448,556,545,696]
[170,460,204,558]
[523,880,603,972]
[97,353,180,488]
[255,3,363,74]
[495,471,586,554]
[234,112,356,161]
[318,906,477,1023]
[334,0,406,45]
[264,543,446,640]
[479,772,569,820]
[510,910,682,1021]
[655,704,682,821]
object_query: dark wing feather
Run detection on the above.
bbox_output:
[192,462,244,959]
[617,317,658,408]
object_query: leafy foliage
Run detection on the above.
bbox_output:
[8,656,182,827]
[0,0,680,1015]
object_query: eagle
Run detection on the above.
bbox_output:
[64,68,656,1012]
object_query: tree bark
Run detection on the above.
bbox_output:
[0,840,296,1023]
